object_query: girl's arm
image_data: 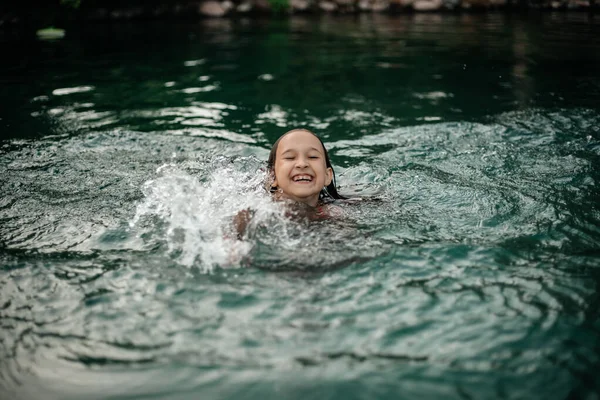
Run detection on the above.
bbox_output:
[233,209,252,239]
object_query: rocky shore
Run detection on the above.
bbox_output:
[189,0,596,17]
[0,0,596,35]
[1,0,597,27]
[83,0,597,19]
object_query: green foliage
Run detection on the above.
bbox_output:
[268,0,290,13]
[60,0,81,8]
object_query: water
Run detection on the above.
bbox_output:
[1,13,600,400]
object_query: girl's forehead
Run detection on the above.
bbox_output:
[277,131,324,152]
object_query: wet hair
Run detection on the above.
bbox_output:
[267,128,346,201]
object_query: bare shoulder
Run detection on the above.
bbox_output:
[319,196,380,217]
[322,203,344,217]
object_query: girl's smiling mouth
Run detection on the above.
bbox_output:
[292,174,313,182]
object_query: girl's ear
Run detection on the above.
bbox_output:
[270,171,278,189]
[325,167,333,186]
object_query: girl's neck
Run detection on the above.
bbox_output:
[274,192,319,208]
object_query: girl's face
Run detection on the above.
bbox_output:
[271,130,333,207]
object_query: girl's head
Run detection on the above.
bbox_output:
[267,128,345,206]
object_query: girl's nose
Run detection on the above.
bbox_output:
[296,156,309,167]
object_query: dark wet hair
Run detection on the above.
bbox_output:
[267,128,346,201]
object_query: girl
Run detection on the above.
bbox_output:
[267,128,346,206]
[234,128,346,238]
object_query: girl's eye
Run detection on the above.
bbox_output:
[309,156,319,159]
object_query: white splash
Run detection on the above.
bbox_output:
[130,156,278,272]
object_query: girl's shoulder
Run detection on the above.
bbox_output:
[317,196,382,217]
[315,203,342,218]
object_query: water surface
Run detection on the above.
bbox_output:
[1,13,600,400]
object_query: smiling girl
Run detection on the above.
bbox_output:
[267,128,346,206]
[233,128,347,238]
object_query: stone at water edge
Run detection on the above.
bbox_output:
[291,0,312,10]
[372,0,390,11]
[413,0,443,10]
[358,0,371,10]
[222,0,235,11]
[319,1,338,10]
[199,1,227,16]
[237,1,254,12]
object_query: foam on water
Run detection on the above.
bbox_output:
[130,156,276,271]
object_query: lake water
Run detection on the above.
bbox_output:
[1,12,600,400]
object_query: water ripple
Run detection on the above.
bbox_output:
[1,25,599,397]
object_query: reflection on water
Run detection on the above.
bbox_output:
[1,13,600,400]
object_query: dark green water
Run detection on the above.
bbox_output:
[1,13,600,400]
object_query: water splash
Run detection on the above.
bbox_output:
[129,155,294,271]
[129,155,392,272]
